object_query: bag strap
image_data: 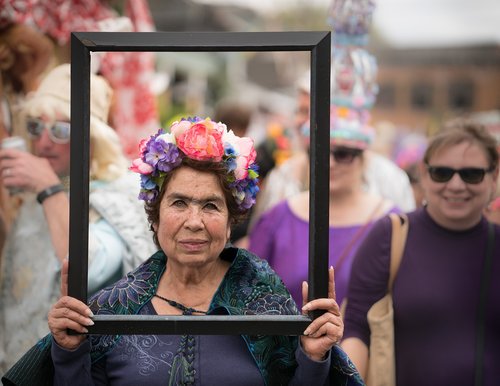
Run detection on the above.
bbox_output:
[387,213,409,293]
[335,198,386,273]
[474,221,495,386]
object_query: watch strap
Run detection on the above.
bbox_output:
[36,184,65,204]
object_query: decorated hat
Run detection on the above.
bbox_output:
[331,46,378,110]
[328,0,376,46]
[301,104,375,150]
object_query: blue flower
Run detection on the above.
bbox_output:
[140,174,156,190]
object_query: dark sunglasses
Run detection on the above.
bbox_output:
[331,147,363,164]
[26,117,71,144]
[426,164,495,184]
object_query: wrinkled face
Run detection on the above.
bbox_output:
[421,141,498,230]
[31,114,71,177]
[155,166,231,268]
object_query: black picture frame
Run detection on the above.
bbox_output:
[69,31,331,335]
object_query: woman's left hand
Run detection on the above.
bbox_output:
[300,267,343,361]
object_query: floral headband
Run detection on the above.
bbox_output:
[130,117,259,211]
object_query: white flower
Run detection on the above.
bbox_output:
[156,132,176,145]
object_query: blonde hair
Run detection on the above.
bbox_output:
[424,118,498,170]
[22,67,127,182]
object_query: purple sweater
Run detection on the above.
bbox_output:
[344,207,500,386]
[249,200,399,305]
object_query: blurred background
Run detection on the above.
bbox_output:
[146,0,500,161]
[149,0,500,137]
[1,0,499,164]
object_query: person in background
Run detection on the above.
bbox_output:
[0,0,160,258]
[483,135,500,224]
[0,22,56,256]
[248,86,415,231]
[214,99,289,248]
[393,131,428,208]
[341,118,500,385]
[249,105,400,305]
[3,117,364,386]
[0,0,160,159]
[0,64,155,372]
[213,99,252,138]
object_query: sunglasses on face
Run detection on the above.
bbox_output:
[426,164,495,184]
[26,118,71,144]
[331,147,363,164]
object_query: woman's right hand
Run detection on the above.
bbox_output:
[0,148,61,194]
[47,258,94,350]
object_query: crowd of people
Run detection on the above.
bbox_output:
[1,2,500,386]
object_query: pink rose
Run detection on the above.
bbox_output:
[177,122,224,161]
[234,157,249,179]
[233,136,256,180]
[129,158,154,174]
[236,136,256,164]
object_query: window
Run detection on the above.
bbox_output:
[411,82,433,110]
[376,83,396,108]
[448,80,474,110]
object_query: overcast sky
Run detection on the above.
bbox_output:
[193,0,500,48]
[373,0,500,47]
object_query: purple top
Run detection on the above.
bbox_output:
[248,200,399,305]
[344,207,500,386]
[52,302,331,385]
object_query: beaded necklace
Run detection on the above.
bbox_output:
[154,294,208,315]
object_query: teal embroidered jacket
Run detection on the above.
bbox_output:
[2,247,364,386]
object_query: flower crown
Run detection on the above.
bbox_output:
[130,117,259,211]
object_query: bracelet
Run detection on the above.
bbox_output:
[36,184,65,204]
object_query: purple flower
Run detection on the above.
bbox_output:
[145,140,168,168]
[139,189,158,203]
[156,143,183,172]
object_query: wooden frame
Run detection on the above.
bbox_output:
[69,31,331,335]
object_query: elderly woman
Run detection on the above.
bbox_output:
[341,119,500,385]
[3,117,364,385]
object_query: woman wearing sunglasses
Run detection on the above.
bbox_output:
[341,119,500,386]
[248,107,400,306]
[0,64,155,373]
